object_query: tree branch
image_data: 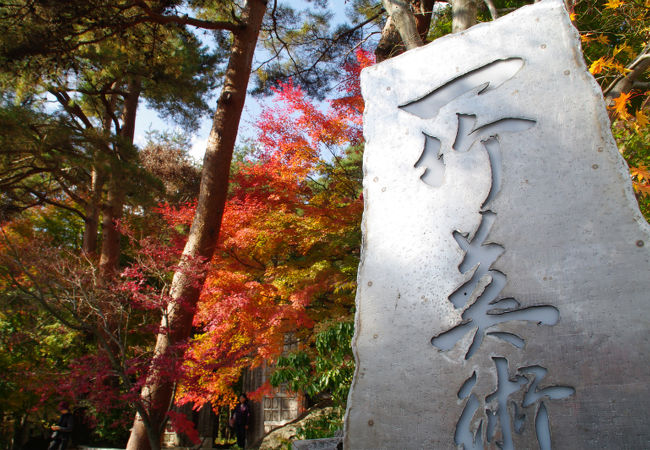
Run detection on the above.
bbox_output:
[132,0,243,33]
[604,44,650,102]
[25,188,87,220]
[0,230,87,332]
[48,88,95,130]
[262,7,383,84]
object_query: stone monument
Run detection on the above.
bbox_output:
[344,1,650,448]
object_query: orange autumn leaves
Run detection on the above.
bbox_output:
[608,94,650,197]
[174,51,371,409]
[630,164,650,196]
[580,0,649,202]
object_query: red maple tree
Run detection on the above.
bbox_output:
[175,49,373,410]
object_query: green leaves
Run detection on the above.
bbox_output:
[271,321,354,409]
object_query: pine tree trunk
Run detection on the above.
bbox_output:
[125,1,268,449]
[382,0,423,50]
[414,0,435,41]
[82,167,103,255]
[452,0,478,32]
[375,0,433,62]
[98,80,140,280]
[375,17,405,63]
[84,96,117,256]
[98,182,124,278]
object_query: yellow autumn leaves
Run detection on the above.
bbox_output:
[588,55,631,75]
[587,40,637,76]
[609,97,649,197]
[604,0,623,9]
[605,0,650,9]
[577,0,649,203]
[586,41,637,75]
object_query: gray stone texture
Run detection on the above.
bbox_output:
[343,1,650,449]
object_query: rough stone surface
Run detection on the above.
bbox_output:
[343,1,650,449]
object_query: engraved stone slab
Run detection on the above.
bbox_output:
[343,1,650,449]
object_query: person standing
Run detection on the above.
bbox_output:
[231,394,251,449]
[49,401,73,450]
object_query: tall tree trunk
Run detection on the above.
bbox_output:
[452,0,478,32]
[98,80,141,280]
[375,0,433,62]
[382,0,423,50]
[82,167,104,255]
[375,17,405,63]
[10,413,28,450]
[96,83,141,432]
[414,0,435,40]
[98,183,124,278]
[125,1,268,449]
[84,94,117,256]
